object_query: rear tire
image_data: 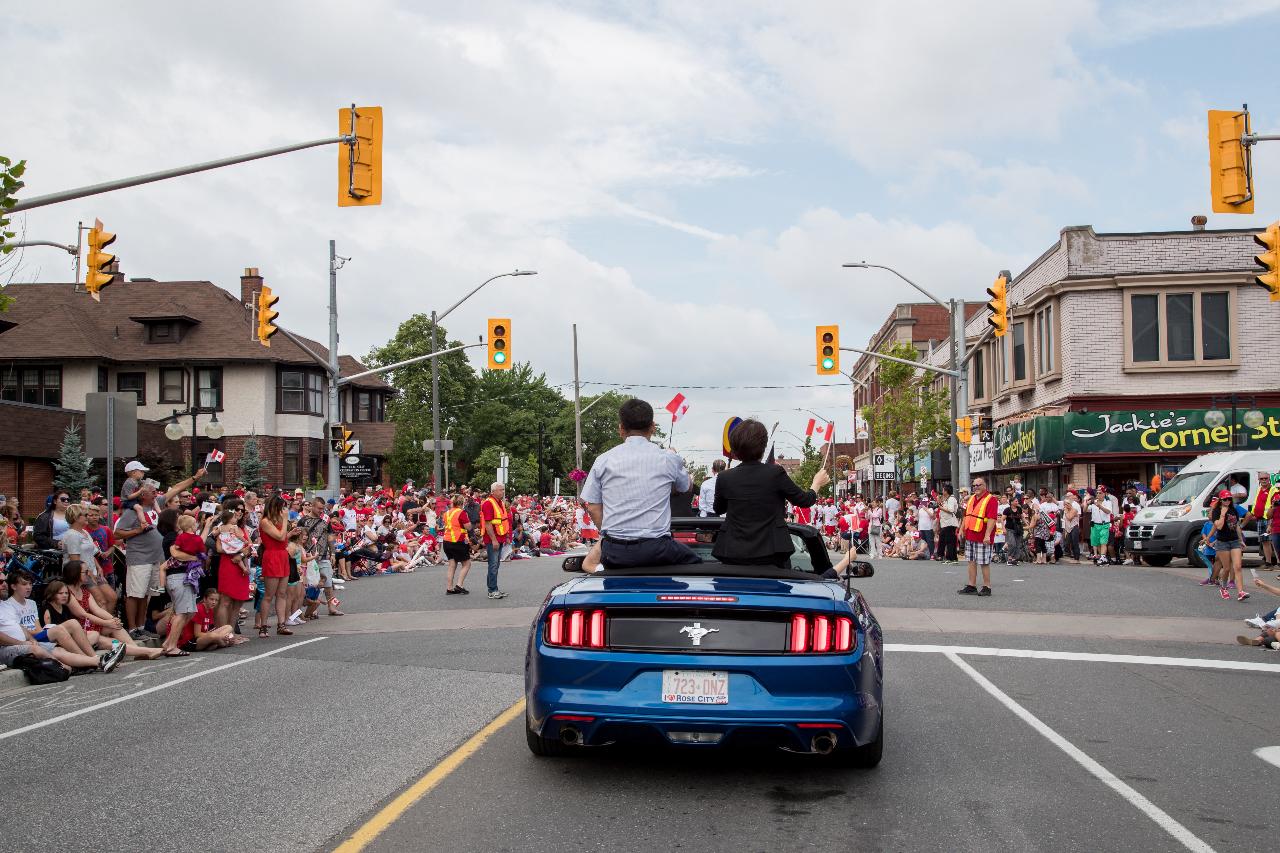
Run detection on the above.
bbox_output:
[526,719,570,757]
[1140,554,1172,567]
[834,715,883,768]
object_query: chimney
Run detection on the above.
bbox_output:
[240,267,263,306]
[1191,215,1207,231]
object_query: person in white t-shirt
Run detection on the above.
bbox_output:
[917,503,935,559]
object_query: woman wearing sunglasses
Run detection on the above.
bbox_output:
[33,491,73,550]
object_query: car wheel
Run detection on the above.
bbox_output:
[525,719,570,757]
[834,715,883,768]
[1140,554,1172,567]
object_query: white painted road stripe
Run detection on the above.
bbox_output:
[886,643,1280,673]
[1255,746,1280,770]
[0,637,328,742]
[946,652,1217,853]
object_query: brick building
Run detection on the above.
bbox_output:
[0,269,397,493]
[921,223,1280,495]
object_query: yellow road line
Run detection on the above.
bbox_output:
[333,698,526,853]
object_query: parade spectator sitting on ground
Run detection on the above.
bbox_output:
[902,526,929,560]
[179,587,234,651]
[1238,574,1280,649]
[0,570,115,673]
[51,565,161,660]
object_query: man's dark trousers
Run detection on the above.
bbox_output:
[600,534,702,569]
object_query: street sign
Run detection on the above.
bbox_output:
[347,439,361,455]
[553,477,561,495]
[85,393,137,458]
[421,439,455,451]
[339,454,379,481]
[873,471,894,481]
[872,453,895,475]
[856,430,869,441]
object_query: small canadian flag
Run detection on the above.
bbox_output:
[805,418,817,437]
[823,422,834,443]
[665,392,690,422]
[207,449,225,464]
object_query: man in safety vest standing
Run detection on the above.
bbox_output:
[481,482,512,599]
[441,494,473,596]
[958,476,999,597]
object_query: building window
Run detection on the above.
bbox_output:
[159,368,185,403]
[117,372,146,405]
[197,367,222,410]
[278,369,325,415]
[1124,289,1237,369]
[971,350,985,402]
[283,438,302,487]
[146,322,176,343]
[97,366,108,393]
[194,438,225,485]
[354,391,385,422]
[1034,303,1058,378]
[1,366,61,406]
[1010,321,1027,383]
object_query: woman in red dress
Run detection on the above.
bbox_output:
[215,502,252,641]
[258,492,293,636]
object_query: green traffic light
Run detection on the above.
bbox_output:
[494,352,506,364]
[821,357,834,370]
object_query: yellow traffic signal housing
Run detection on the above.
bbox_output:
[84,218,117,301]
[1255,221,1280,302]
[487,318,512,370]
[342,426,355,454]
[986,273,1009,338]
[1208,108,1254,214]
[338,106,383,207]
[256,285,280,347]
[955,416,972,444]
[815,325,840,375]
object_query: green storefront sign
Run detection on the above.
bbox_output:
[994,417,1064,468]
[1064,410,1280,454]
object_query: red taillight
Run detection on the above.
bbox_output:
[588,609,606,649]
[835,616,854,652]
[789,613,809,653]
[546,609,608,649]
[552,713,596,722]
[812,615,831,653]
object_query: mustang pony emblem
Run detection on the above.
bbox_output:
[679,623,719,646]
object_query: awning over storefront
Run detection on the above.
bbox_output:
[994,416,1064,469]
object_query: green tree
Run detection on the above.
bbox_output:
[236,433,267,492]
[53,421,98,494]
[454,363,567,487]
[367,314,478,487]
[790,436,831,498]
[547,390,628,476]
[860,341,951,483]
[471,446,538,494]
[0,155,28,310]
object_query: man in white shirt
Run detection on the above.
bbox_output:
[699,460,726,517]
[1088,490,1114,563]
[884,491,901,519]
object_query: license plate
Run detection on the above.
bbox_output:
[1131,541,1143,550]
[661,670,728,704]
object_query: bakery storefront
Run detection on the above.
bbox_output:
[990,416,1065,494]
[1063,409,1280,491]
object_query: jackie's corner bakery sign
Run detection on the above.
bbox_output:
[1064,409,1280,454]
[994,416,1064,468]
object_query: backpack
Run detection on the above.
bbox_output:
[12,653,71,685]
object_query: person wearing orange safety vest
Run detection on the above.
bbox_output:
[441,495,473,596]
[958,476,1000,598]
[480,482,512,600]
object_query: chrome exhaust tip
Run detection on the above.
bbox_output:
[560,726,581,746]
[810,732,836,755]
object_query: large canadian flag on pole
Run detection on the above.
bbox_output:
[665,392,690,422]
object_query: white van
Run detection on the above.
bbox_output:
[1125,450,1280,566]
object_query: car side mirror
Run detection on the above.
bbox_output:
[844,560,874,579]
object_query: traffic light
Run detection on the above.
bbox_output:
[955,416,972,444]
[487,318,512,370]
[84,218,117,301]
[338,105,383,207]
[329,424,345,454]
[986,273,1009,338]
[1207,108,1254,214]
[1255,221,1280,302]
[815,325,840,375]
[256,285,279,347]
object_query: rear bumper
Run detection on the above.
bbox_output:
[526,643,883,749]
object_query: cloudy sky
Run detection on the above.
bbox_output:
[6,1,1280,466]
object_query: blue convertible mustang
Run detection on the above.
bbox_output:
[524,518,884,767]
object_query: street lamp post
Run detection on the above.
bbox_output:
[842,262,969,491]
[165,408,224,479]
[1205,395,1265,449]
[430,270,537,492]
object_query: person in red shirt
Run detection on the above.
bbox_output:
[180,588,234,651]
[959,477,999,597]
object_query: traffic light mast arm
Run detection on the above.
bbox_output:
[839,345,960,378]
[5,239,77,254]
[336,343,483,386]
[275,326,338,375]
[8,134,354,214]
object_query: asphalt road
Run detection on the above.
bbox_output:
[2,551,1277,853]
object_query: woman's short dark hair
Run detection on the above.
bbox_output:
[618,399,654,432]
[728,419,768,462]
[157,508,180,536]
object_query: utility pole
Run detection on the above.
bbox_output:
[573,323,582,497]
[431,310,441,491]
[327,240,341,493]
[537,422,546,495]
[953,299,970,490]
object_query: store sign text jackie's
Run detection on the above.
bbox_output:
[1066,410,1280,453]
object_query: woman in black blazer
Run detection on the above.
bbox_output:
[711,419,831,567]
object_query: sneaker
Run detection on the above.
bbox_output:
[977,587,992,597]
[285,617,305,626]
[1220,587,1231,600]
[1121,559,1134,566]
[456,587,470,595]
[1238,592,1250,601]
[487,590,508,599]
[957,585,978,595]
[1228,581,1236,589]
[288,608,305,623]
[98,642,125,673]
[1198,577,1215,586]
[1269,641,1280,651]
[446,588,460,595]
[1245,615,1266,629]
